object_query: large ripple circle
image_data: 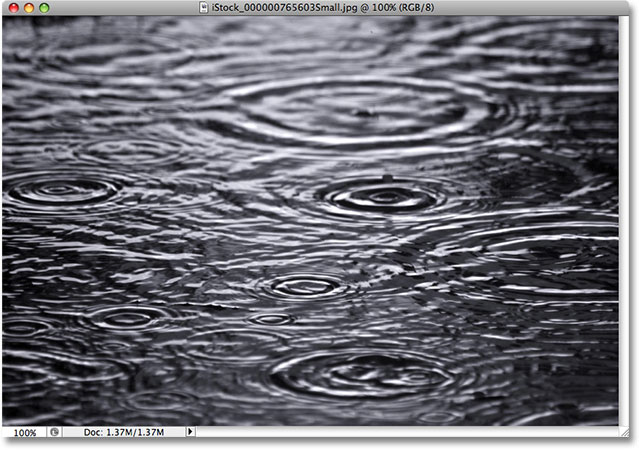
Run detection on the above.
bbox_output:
[269,349,457,401]
[424,219,618,302]
[3,317,56,338]
[224,76,505,146]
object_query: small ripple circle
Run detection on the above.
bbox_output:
[417,411,465,424]
[3,170,127,217]
[8,176,118,206]
[80,305,185,333]
[317,175,443,216]
[261,273,350,302]
[248,313,296,326]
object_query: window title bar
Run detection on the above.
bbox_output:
[1,1,631,16]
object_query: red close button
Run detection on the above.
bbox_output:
[9,3,19,13]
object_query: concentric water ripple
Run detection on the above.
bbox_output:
[248,172,489,228]
[422,218,618,302]
[2,15,620,426]
[263,337,524,417]
[69,138,195,169]
[3,349,131,385]
[28,32,194,78]
[312,174,491,224]
[410,17,619,90]
[269,348,457,401]
[248,313,296,326]
[166,16,415,81]
[462,18,618,69]
[516,300,618,333]
[170,328,291,365]
[3,170,123,217]
[2,352,56,392]
[318,175,444,216]
[78,305,191,334]
[3,317,56,339]
[503,405,619,426]
[416,411,466,425]
[222,76,516,147]
[121,391,197,412]
[235,250,411,310]
[260,273,351,302]
[244,145,587,229]
[3,169,229,222]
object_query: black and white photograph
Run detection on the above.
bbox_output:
[2,15,619,426]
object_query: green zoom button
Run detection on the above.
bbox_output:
[39,3,49,13]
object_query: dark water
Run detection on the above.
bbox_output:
[2,16,619,426]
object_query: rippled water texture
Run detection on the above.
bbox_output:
[2,16,619,426]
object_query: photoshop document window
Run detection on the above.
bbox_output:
[0,0,630,439]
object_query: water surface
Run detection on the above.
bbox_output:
[2,16,619,426]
